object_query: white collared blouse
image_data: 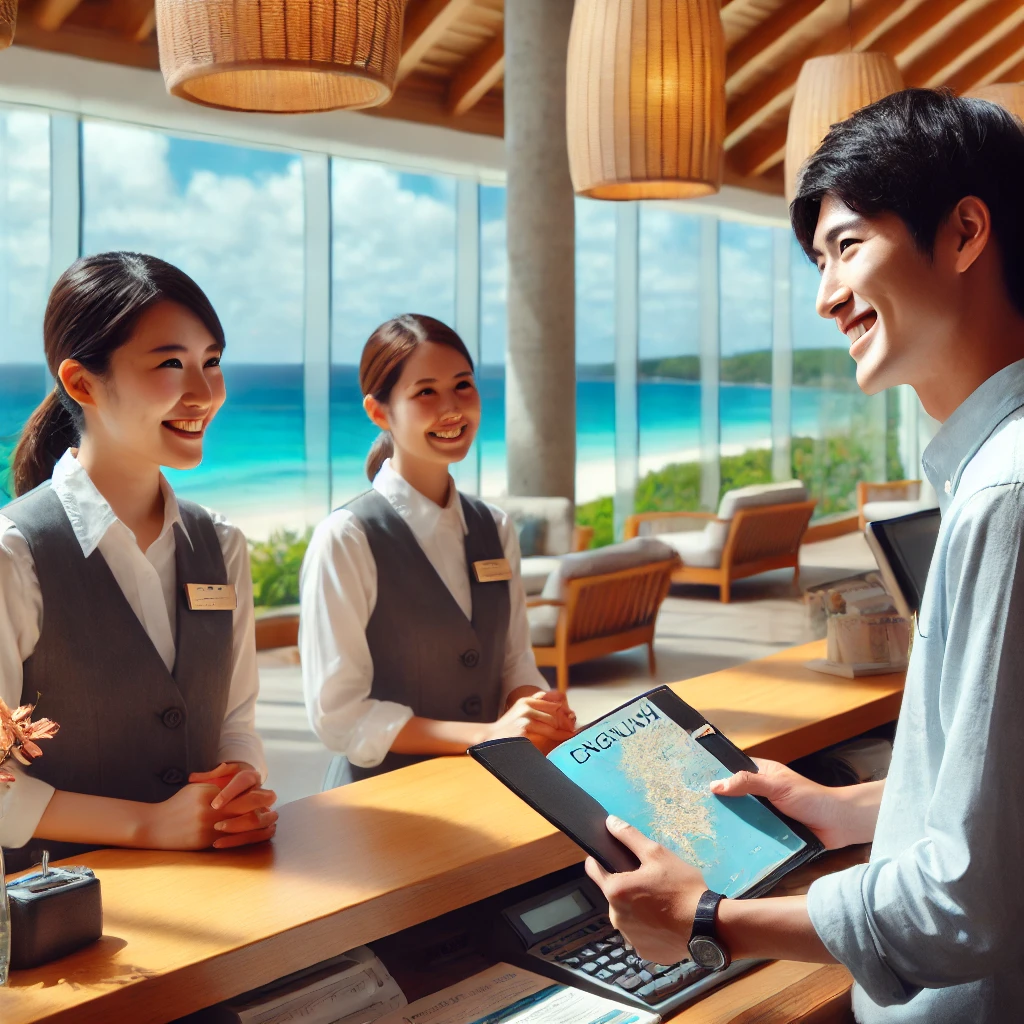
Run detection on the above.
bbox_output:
[299,460,547,770]
[0,450,266,848]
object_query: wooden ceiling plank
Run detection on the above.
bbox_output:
[869,0,977,62]
[33,0,85,32]
[131,8,155,41]
[946,21,1024,95]
[14,20,159,68]
[734,128,788,177]
[726,0,827,82]
[397,0,477,84]
[447,34,504,115]
[903,0,1024,89]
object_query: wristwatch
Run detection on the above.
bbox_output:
[687,890,731,971]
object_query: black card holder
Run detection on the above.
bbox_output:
[7,865,103,969]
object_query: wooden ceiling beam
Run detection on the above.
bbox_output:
[945,21,1024,95]
[733,129,788,178]
[902,0,1024,89]
[396,0,476,84]
[33,0,85,32]
[447,34,504,116]
[868,0,973,61]
[726,0,826,84]
[724,0,897,150]
[13,19,159,68]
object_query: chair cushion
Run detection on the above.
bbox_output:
[484,496,574,555]
[520,555,565,596]
[527,604,561,647]
[540,538,678,600]
[717,480,808,520]
[863,498,939,523]
[512,514,548,558]
[656,527,723,569]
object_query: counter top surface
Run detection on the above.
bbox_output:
[1,639,904,1024]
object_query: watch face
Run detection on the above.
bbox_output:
[688,935,727,971]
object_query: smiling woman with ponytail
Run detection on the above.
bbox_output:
[0,252,278,874]
[300,313,577,788]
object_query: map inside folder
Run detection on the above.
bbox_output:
[546,695,807,898]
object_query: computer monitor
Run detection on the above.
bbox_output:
[865,508,941,621]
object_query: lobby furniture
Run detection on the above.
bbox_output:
[3,640,903,1024]
[254,610,299,651]
[527,541,678,691]
[856,479,937,531]
[625,482,816,603]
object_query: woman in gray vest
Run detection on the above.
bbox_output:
[0,253,278,873]
[301,314,577,785]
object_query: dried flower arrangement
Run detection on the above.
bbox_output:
[0,698,59,785]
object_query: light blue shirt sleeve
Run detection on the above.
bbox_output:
[807,483,1024,1005]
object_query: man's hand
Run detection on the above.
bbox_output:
[585,816,705,965]
[189,762,278,849]
[710,759,882,850]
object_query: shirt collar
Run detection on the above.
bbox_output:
[922,358,1024,512]
[372,459,467,535]
[51,449,192,557]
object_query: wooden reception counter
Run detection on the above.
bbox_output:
[2,639,905,1024]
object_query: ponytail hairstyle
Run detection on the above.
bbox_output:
[12,252,224,496]
[359,314,474,481]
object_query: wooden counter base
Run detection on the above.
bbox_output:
[1,640,901,1024]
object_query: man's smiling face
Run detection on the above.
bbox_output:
[811,193,958,395]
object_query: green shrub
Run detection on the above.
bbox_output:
[575,495,615,549]
[249,528,312,608]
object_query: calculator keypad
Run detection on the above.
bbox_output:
[534,915,707,1004]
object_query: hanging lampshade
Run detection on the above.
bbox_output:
[785,52,903,202]
[155,0,404,114]
[965,83,1024,121]
[0,0,16,50]
[566,0,726,200]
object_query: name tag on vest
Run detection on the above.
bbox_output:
[473,558,513,583]
[184,583,237,611]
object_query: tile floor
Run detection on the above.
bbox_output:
[256,532,878,806]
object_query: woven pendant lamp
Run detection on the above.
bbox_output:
[155,0,404,114]
[0,0,16,50]
[566,0,726,200]
[785,52,903,201]
[966,83,1024,121]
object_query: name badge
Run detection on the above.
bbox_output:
[473,558,513,583]
[184,583,237,611]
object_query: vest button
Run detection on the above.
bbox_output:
[161,707,185,729]
[461,649,480,668]
[462,695,483,716]
[161,767,186,786]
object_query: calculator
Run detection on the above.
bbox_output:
[497,876,756,1015]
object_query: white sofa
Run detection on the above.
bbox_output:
[483,495,578,595]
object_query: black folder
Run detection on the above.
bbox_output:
[471,687,823,895]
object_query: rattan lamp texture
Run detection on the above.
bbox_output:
[784,52,903,202]
[566,0,726,200]
[0,0,16,50]
[155,0,404,113]
[966,83,1024,121]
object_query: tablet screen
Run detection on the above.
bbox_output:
[867,508,941,618]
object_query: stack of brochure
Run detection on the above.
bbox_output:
[375,964,661,1024]
[203,945,406,1024]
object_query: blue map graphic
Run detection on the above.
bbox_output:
[548,697,806,897]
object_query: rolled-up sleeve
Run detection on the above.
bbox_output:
[808,484,1024,1005]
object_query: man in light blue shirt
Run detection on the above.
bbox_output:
[584,89,1024,1020]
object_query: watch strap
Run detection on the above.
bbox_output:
[690,889,724,941]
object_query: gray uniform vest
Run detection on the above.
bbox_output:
[2,483,233,872]
[324,489,510,786]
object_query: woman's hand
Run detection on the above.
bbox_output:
[188,762,279,849]
[488,690,577,751]
[585,816,704,965]
[710,759,883,850]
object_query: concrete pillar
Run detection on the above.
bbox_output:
[504,0,576,500]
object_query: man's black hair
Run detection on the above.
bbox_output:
[791,88,1024,316]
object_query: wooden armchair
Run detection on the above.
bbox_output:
[856,480,922,531]
[625,501,817,603]
[528,558,677,692]
[254,611,299,651]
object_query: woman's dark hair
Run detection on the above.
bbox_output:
[792,88,1024,315]
[12,252,224,496]
[360,314,474,481]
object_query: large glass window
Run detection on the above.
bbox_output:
[329,159,457,505]
[719,221,773,493]
[636,207,702,514]
[789,235,886,514]
[81,121,306,540]
[0,109,51,502]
